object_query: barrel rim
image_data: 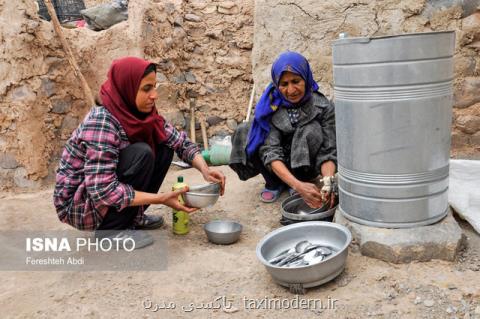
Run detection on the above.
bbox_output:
[338,206,449,228]
[333,30,455,46]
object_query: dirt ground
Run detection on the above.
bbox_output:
[0,165,479,319]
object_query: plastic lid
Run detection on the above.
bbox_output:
[177,176,184,183]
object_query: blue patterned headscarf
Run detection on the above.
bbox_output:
[246,51,319,156]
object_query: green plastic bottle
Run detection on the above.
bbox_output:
[201,144,232,166]
[172,176,189,235]
[209,143,232,165]
[201,149,211,164]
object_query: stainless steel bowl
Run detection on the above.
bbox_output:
[183,192,219,208]
[256,222,351,291]
[182,183,220,208]
[281,194,337,221]
[188,183,221,194]
[204,220,242,245]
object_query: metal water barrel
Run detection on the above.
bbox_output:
[332,31,454,228]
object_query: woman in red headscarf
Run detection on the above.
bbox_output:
[53,57,225,247]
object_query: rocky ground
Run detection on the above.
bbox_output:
[0,165,479,319]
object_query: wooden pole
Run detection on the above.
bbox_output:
[200,118,208,150]
[189,98,196,143]
[44,0,95,107]
[245,83,255,122]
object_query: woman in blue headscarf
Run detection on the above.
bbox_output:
[230,51,337,209]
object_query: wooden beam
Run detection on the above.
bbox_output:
[245,83,255,122]
[189,98,196,143]
[44,0,95,107]
[200,118,208,150]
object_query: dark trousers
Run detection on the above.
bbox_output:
[97,143,174,230]
[251,151,317,190]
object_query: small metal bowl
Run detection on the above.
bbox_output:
[183,192,219,208]
[188,183,221,194]
[204,220,242,245]
[182,183,220,208]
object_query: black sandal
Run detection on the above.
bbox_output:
[136,214,165,230]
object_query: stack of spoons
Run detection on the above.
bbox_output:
[268,240,335,268]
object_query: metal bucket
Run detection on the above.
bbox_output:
[332,31,454,228]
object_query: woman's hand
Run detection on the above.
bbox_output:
[157,187,198,213]
[295,182,323,208]
[201,168,226,195]
[131,188,198,212]
[191,153,226,195]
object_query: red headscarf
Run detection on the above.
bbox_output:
[100,57,167,154]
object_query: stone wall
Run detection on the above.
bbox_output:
[1,0,85,189]
[0,0,253,190]
[142,0,253,137]
[252,0,480,158]
[2,0,479,190]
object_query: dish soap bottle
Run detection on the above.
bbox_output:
[172,176,189,235]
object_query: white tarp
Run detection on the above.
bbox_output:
[449,159,480,234]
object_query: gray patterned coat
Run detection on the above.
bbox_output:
[229,92,337,180]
